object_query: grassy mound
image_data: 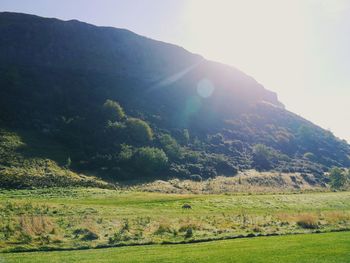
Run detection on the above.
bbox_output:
[0,129,110,188]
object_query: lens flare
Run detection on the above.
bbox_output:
[197,78,214,98]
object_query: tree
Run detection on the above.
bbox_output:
[159,134,182,160]
[133,147,168,176]
[182,129,190,145]
[117,144,133,163]
[252,144,273,171]
[303,152,316,162]
[126,118,153,144]
[329,167,348,189]
[103,99,125,121]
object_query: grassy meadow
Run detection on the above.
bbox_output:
[2,231,350,262]
[0,188,350,253]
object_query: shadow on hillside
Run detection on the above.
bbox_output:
[15,129,70,166]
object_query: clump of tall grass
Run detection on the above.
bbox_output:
[296,214,319,229]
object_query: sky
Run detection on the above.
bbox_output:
[1,0,349,142]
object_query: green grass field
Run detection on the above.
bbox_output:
[2,231,350,262]
[1,188,350,253]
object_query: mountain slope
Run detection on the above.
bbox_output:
[0,12,349,188]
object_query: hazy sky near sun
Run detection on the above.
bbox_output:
[1,0,350,141]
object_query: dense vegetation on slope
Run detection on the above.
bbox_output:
[0,129,109,188]
[0,12,349,188]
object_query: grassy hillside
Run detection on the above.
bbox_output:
[2,231,350,262]
[1,188,350,252]
[0,129,109,188]
[0,12,349,187]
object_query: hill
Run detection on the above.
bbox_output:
[0,12,349,188]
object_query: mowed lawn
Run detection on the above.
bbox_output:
[2,231,350,263]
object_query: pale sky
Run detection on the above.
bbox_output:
[1,0,349,142]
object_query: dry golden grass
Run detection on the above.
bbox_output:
[324,211,350,224]
[295,214,319,229]
[18,215,54,236]
[136,170,326,194]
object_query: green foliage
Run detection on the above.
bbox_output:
[252,144,274,171]
[73,228,99,241]
[103,99,125,121]
[252,144,290,171]
[158,134,182,160]
[297,125,314,142]
[0,12,350,188]
[118,144,133,162]
[184,227,193,238]
[303,152,316,161]
[133,147,168,176]
[65,157,72,168]
[0,129,109,189]
[126,118,153,145]
[189,174,202,182]
[329,167,348,189]
[182,129,190,145]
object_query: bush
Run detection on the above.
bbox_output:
[117,144,133,163]
[252,144,288,171]
[187,163,202,174]
[252,144,273,170]
[215,160,238,176]
[133,147,168,176]
[189,174,202,182]
[182,129,190,145]
[296,215,319,229]
[185,228,193,238]
[202,167,217,178]
[126,118,153,145]
[154,224,172,235]
[103,99,125,121]
[169,163,190,178]
[158,134,182,160]
[303,152,316,161]
[329,167,348,189]
[73,228,99,241]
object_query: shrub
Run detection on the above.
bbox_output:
[169,163,190,178]
[189,174,202,182]
[202,167,217,178]
[183,150,201,163]
[296,214,319,229]
[215,160,238,176]
[252,144,273,170]
[18,232,32,244]
[73,228,99,241]
[103,99,125,121]
[184,228,193,238]
[252,144,288,171]
[154,224,172,235]
[118,144,133,163]
[133,147,168,176]
[329,167,348,189]
[126,118,153,144]
[158,134,182,160]
[210,133,224,145]
[303,152,316,162]
[182,129,190,145]
[109,230,131,243]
